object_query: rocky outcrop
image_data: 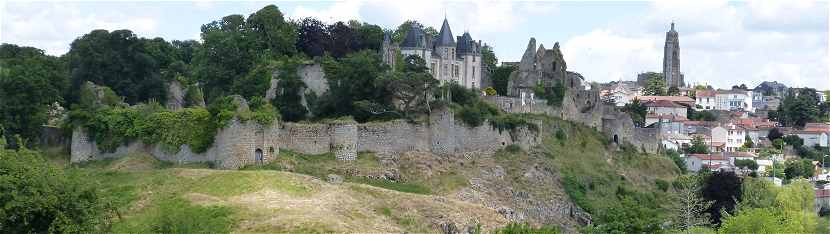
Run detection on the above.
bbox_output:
[166,80,185,110]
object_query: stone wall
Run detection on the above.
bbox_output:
[71,108,543,168]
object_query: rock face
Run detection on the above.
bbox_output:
[166,80,185,110]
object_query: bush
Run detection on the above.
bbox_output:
[505,144,523,153]
[0,149,108,233]
[492,222,560,234]
[655,179,670,192]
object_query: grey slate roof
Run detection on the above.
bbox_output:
[434,18,455,47]
[400,23,427,48]
[456,32,478,58]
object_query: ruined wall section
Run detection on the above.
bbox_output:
[357,120,430,155]
[279,123,331,155]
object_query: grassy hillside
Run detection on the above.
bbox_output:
[53,114,679,233]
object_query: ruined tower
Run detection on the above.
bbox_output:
[663,22,683,88]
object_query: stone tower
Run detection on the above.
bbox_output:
[663,22,683,88]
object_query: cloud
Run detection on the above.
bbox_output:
[2,2,159,56]
[562,1,829,90]
[288,0,364,23]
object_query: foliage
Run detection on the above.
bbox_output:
[784,159,814,179]
[491,66,516,95]
[643,72,666,96]
[621,98,647,127]
[484,87,497,96]
[668,86,681,96]
[783,135,804,147]
[318,50,388,122]
[269,57,308,121]
[377,56,439,117]
[391,20,437,44]
[481,45,498,70]
[767,128,784,141]
[688,135,710,154]
[67,30,175,105]
[777,88,823,128]
[0,44,68,148]
[666,149,688,174]
[492,223,560,234]
[0,149,108,233]
[590,197,663,233]
[669,175,712,232]
[734,159,759,170]
[720,180,817,233]
[742,135,754,149]
[687,108,716,121]
[701,171,742,226]
[532,81,566,107]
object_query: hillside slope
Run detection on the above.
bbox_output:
[70,114,680,233]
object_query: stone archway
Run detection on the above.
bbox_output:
[255,148,263,163]
[613,134,619,145]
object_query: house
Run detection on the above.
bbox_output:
[663,133,692,151]
[715,89,754,112]
[723,151,757,165]
[686,154,730,172]
[637,95,695,107]
[643,99,688,126]
[695,90,716,110]
[601,81,642,107]
[793,130,829,148]
[710,126,728,152]
[697,89,754,112]
[725,123,747,152]
[756,159,773,174]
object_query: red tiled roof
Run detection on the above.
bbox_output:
[644,99,685,108]
[804,123,830,133]
[696,90,716,97]
[637,96,695,104]
[690,154,727,161]
[723,152,757,158]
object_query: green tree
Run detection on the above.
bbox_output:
[0,44,68,147]
[66,30,173,105]
[784,159,814,179]
[245,5,297,57]
[481,45,497,70]
[777,88,820,128]
[702,171,742,226]
[318,51,388,120]
[490,66,515,95]
[668,86,681,96]
[742,135,755,149]
[348,20,384,52]
[688,136,710,154]
[391,20,437,43]
[670,176,712,232]
[621,98,647,127]
[643,73,666,96]
[0,149,109,233]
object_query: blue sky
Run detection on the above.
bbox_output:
[2,0,828,90]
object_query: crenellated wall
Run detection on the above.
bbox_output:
[70,108,541,169]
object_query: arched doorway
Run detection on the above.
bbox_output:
[255,148,263,163]
[613,135,619,145]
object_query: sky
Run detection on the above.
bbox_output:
[1,0,828,90]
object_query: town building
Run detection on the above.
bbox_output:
[694,89,754,112]
[383,18,483,89]
[725,123,747,152]
[663,22,684,88]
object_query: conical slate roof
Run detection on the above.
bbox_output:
[400,23,427,48]
[456,32,478,57]
[434,18,455,47]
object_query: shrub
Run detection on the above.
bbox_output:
[0,149,108,233]
[492,222,560,234]
[655,179,670,192]
[505,144,523,153]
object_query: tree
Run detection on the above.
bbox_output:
[622,98,647,127]
[0,149,109,233]
[245,5,297,57]
[195,14,254,100]
[295,17,330,58]
[768,128,784,141]
[66,29,173,105]
[380,70,438,117]
[777,88,820,128]
[643,73,666,96]
[670,176,712,233]
[318,51,388,120]
[348,20,384,52]
[732,84,748,90]
[0,44,69,147]
[327,21,359,58]
[490,66,515,95]
[688,136,710,154]
[742,135,755,149]
[668,86,680,96]
[701,171,742,226]
[784,159,814,179]
[391,20,436,43]
[734,159,759,170]
[481,45,497,70]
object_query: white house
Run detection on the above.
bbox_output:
[716,89,754,113]
[696,90,716,110]
[710,126,728,152]
[725,123,747,152]
[794,131,829,148]
[685,154,730,172]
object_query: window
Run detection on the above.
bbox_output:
[472,67,475,78]
[473,56,476,62]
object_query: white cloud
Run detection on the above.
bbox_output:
[563,1,829,90]
[2,2,159,56]
[288,0,364,23]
